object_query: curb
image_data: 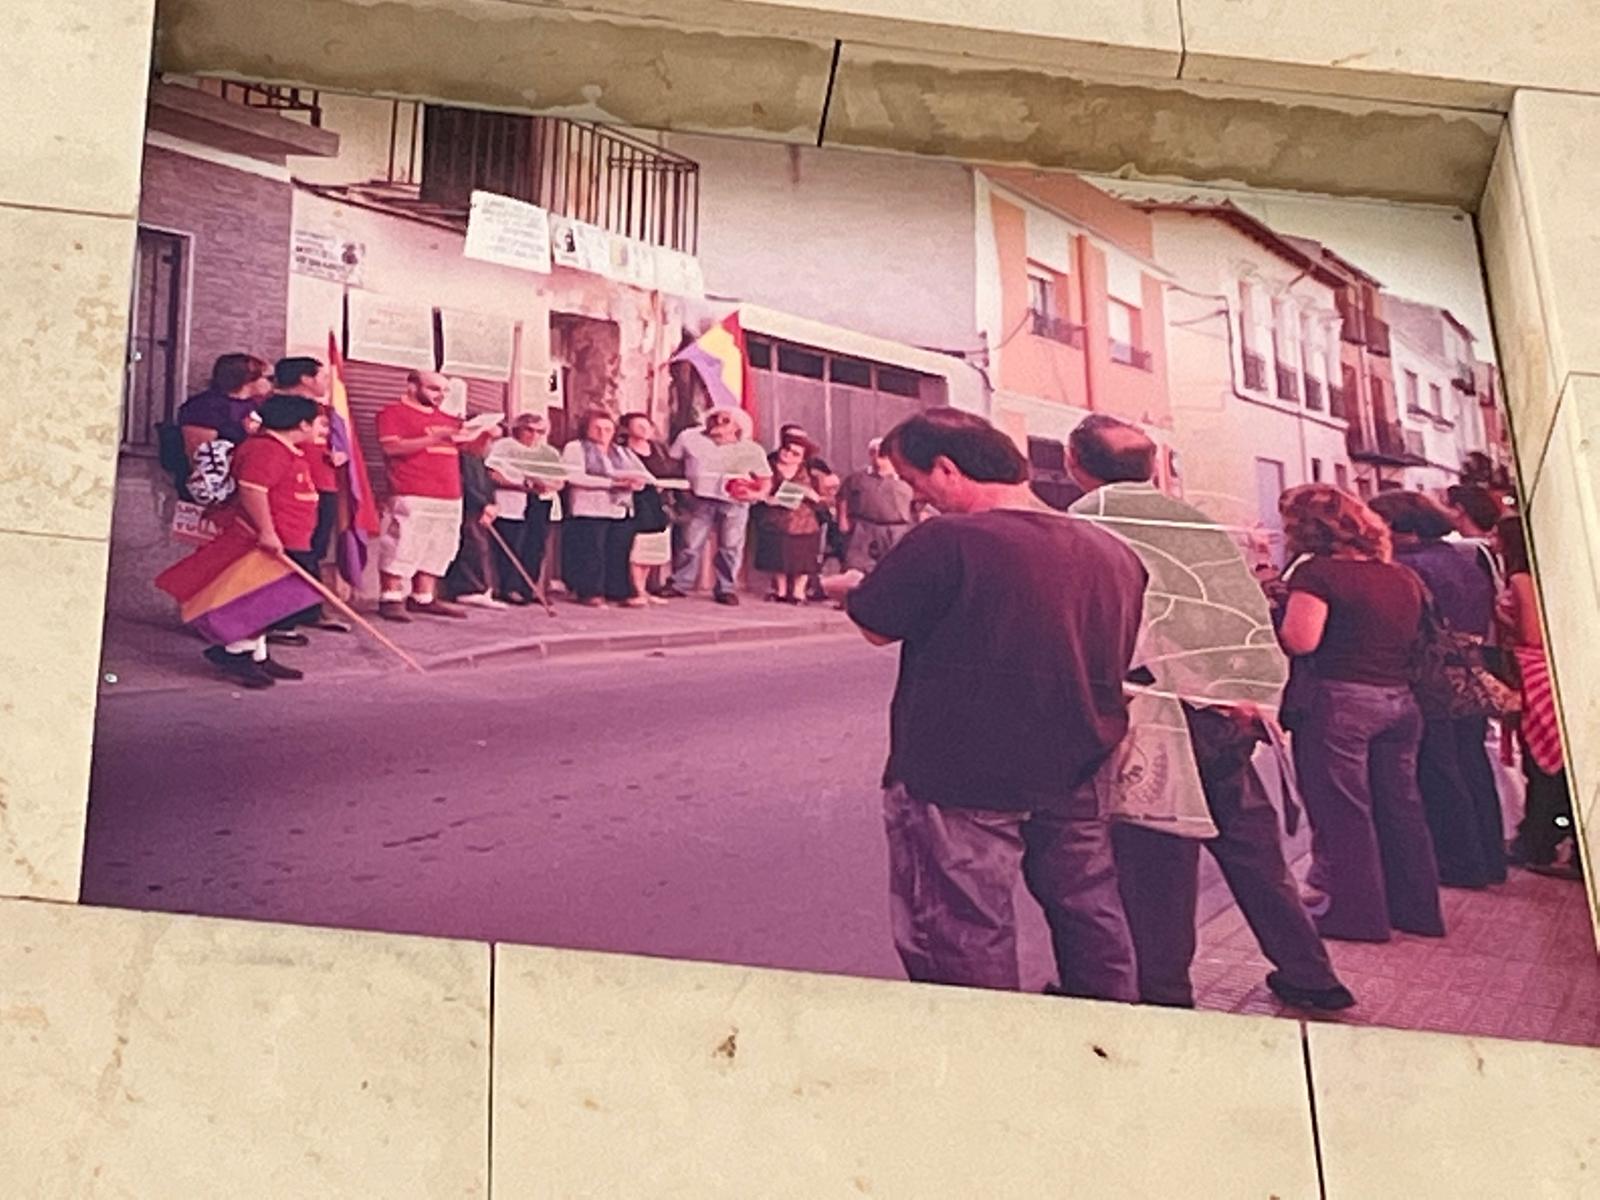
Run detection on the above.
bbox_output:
[422,616,853,671]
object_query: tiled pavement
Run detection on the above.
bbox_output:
[1192,869,1600,1045]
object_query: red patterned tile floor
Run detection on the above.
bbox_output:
[1192,869,1600,1045]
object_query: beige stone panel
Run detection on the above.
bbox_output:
[2,0,154,216]
[1508,90,1600,390]
[1477,129,1560,495]
[0,530,109,901]
[0,207,134,543]
[824,45,1501,208]
[493,945,1320,1196]
[1180,0,1600,112]
[1525,378,1600,914]
[156,0,835,144]
[1309,1022,1600,1197]
[530,0,1182,78]
[0,898,490,1197]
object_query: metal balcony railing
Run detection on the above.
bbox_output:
[1365,315,1392,356]
[190,79,323,125]
[1110,340,1153,371]
[1029,311,1086,348]
[1275,362,1301,401]
[1304,377,1324,412]
[1328,385,1349,419]
[1453,362,1477,394]
[1242,349,1267,391]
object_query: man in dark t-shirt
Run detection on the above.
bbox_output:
[824,408,1145,1001]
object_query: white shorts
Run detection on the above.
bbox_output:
[630,529,672,567]
[378,495,464,579]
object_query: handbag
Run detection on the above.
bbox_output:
[1412,589,1521,719]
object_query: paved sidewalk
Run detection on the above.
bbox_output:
[1192,868,1600,1045]
[98,592,855,696]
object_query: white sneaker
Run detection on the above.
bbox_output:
[457,592,507,610]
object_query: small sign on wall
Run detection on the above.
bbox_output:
[463,190,552,274]
[292,229,365,286]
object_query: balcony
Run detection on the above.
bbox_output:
[1404,429,1427,459]
[188,79,324,125]
[1453,362,1477,394]
[1304,377,1325,412]
[1339,306,1367,346]
[1275,362,1301,402]
[147,79,340,161]
[1348,420,1424,465]
[1328,385,1349,419]
[1110,340,1153,371]
[419,107,701,252]
[1242,349,1267,391]
[1030,311,1086,348]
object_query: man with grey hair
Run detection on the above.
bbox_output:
[838,436,916,574]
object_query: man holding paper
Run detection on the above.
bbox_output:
[1066,414,1353,1012]
[659,408,772,606]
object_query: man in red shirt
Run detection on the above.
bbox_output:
[375,370,469,621]
[269,356,352,636]
[203,394,324,688]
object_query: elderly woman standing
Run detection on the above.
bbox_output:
[559,409,649,608]
[1369,490,1506,889]
[1278,485,1444,942]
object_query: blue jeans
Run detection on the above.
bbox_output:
[670,498,749,597]
[1293,681,1444,941]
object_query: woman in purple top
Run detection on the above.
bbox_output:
[1278,485,1444,942]
[1369,490,1505,890]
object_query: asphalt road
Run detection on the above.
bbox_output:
[83,635,1070,987]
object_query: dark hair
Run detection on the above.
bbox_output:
[274,356,323,389]
[881,408,1028,485]
[618,411,653,438]
[1368,489,1457,540]
[210,353,269,394]
[1497,513,1530,576]
[1068,414,1157,484]
[1446,484,1502,534]
[255,394,320,431]
[577,408,617,441]
[1280,484,1391,560]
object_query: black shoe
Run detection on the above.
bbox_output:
[714,592,741,606]
[265,630,310,647]
[656,585,689,599]
[256,657,304,681]
[310,618,352,634]
[1266,971,1356,1011]
[498,593,532,607]
[203,646,274,689]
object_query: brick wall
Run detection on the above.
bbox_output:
[138,145,292,397]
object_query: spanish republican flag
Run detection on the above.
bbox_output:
[155,532,322,645]
[325,332,380,587]
[672,311,757,431]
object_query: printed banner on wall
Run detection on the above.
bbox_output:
[464,190,552,274]
[346,291,435,370]
[438,307,515,380]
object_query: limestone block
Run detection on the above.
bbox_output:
[2,0,155,216]
[156,0,836,144]
[823,44,1501,208]
[1308,1022,1600,1198]
[492,944,1321,1196]
[0,529,109,901]
[1181,0,1600,112]
[530,0,1182,78]
[0,899,490,1198]
[1507,90,1600,389]
[1477,129,1560,495]
[0,206,134,542]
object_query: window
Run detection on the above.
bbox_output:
[776,345,825,379]
[876,367,922,398]
[1028,273,1055,321]
[1404,369,1421,412]
[746,336,772,370]
[1429,382,1444,417]
[1108,300,1149,368]
[1311,458,1323,482]
[1335,463,1350,491]
[1238,280,1257,353]
[829,357,872,388]
[1108,299,1135,346]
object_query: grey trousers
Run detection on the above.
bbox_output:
[1112,708,1344,1007]
[882,783,1138,1002]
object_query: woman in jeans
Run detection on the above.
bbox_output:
[559,409,649,608]
[1368,489,1506,888]
[1278,485,1445,942]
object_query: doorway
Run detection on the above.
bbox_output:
[122,228,188,455]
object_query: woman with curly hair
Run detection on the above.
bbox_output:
[1278,485,1444,942]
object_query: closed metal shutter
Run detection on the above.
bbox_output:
[343,361,508,500]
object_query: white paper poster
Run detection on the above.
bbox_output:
[607,234,656,289]
[463,190,552,274]
[654,248,706,298]
[439,308,515,379]
[550,216,610,275]
[292,229,365,286]
[346,291,435,370]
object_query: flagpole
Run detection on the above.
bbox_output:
[276,552,428,673]
[485,521,555,617]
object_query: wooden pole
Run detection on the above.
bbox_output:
[277,552,428,674]
[486,521,556,617]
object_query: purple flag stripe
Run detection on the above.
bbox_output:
[675,344,740,409]
[189,574,324,645]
